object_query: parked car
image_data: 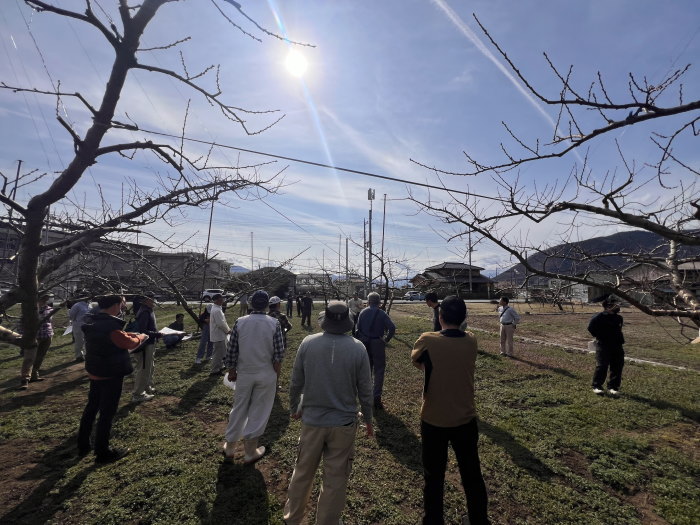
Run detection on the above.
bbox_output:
[404,290,426,301]
[201,288,225,301]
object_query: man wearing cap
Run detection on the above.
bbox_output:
[268,295,292,348]
[412,295,490,525]
[209,293,231,376]
[300,292,314,328]
[69,293,91,361]
[132,292,160,402]
[283,301,374,525]
[355,291,396,410]
[78,295,149,463]
[588,296,625,395]
[347,292,363,334]
[222,290,285,463]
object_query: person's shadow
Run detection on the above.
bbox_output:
[479,419,555,481]
[626,393,699,422]
[513,356,578,378]
[200,460,270,524]
[0,436,97,524]
[374,409,423,473]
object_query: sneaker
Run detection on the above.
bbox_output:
[608,389,620,396]
[131,393,154,403]
[146,387,156,394]
[592,388,604,395]
[195,358,202,364]
[95,447,129,464]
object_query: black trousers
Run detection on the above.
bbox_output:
[421,419,489,525]
[77,376,124,456]
[592,345,624,390]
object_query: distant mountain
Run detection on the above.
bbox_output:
[230,265,249,273]
[494,229,700,284]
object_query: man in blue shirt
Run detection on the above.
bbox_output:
[355,292,395,410]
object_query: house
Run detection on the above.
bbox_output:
[411,262,494,299]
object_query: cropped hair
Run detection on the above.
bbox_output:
[425,292,438,303]
[500,296,510,304]
[439,295,467,325]
[97,294,123,310]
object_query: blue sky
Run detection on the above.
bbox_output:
[1,0,698,279]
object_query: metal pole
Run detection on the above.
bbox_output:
[468,229,473,294]
[250,232,253,271]
[345,237,349,297]
[363,219,367,297]
[199,185,216,312]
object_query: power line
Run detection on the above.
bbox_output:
[137,128,496,200]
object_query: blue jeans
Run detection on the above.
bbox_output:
[421,419,489,525]
[196,325,213,360]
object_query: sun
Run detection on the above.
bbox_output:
[285,49,308,78]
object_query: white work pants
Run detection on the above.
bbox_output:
[224,367,277,442]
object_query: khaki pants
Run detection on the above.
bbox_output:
[284,422,357,525]
[499,324,516,356]
[73,326,85,360]
[20,337,52,380]
[132,343,155,396]
[210,340,226,373]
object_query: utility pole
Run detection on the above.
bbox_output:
[345,237,349,298]
[368,188,375,292]
[381,193,387,294]
[250,232,253,271]
[468,229,473,295]
[363,219,367,297]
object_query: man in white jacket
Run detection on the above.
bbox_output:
[209,294,231,376]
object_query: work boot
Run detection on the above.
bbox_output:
[243,438,266,464]
[18,379,29,390]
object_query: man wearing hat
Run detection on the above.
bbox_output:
[222,290,285,463]
[283,301,374,525]
[69,291,91,361]
[355,291,395,410]
[268,295,292,348]
[209,294,231,375]
[588,296,625,395]
[132,292,160,402]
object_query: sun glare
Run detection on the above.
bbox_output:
[285,49,308,78]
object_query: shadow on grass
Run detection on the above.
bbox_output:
[626,393,699,422]
[513,356,578,378]
[263,394,292,448]
[175,376,219,414]
[0,374,86,412]
[202,460,270,524]
[479,419,555,480]
[374,409,422,473]
[0,436,97,524]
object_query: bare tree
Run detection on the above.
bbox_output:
[0,1,303,348]
[411,15,700,339]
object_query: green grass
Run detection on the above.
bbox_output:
[0,303,698,524]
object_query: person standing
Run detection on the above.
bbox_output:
[69,293,90,361]
[283,302,374,524]
[209,293,231,376]
[18,293,56,389]
[301,292,314,328]
[268,296,292,348]
[238,293,249,316]
[412,295,490,525]
[355,292,396,410]
[588,296,625,395]
[286,291,294,317]
[296,294,303,317]
[222,290,285,463]
[497,296,520,357]
[195,305,214,364]
[347,292,363,334]
[77,295,148,463]
[132,292,160,402]
[425,292,441,332]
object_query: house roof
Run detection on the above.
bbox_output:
[425,262,484,271]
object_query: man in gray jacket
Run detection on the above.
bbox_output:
[283,301,374,525]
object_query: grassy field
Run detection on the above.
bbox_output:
[0,302,698,524]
